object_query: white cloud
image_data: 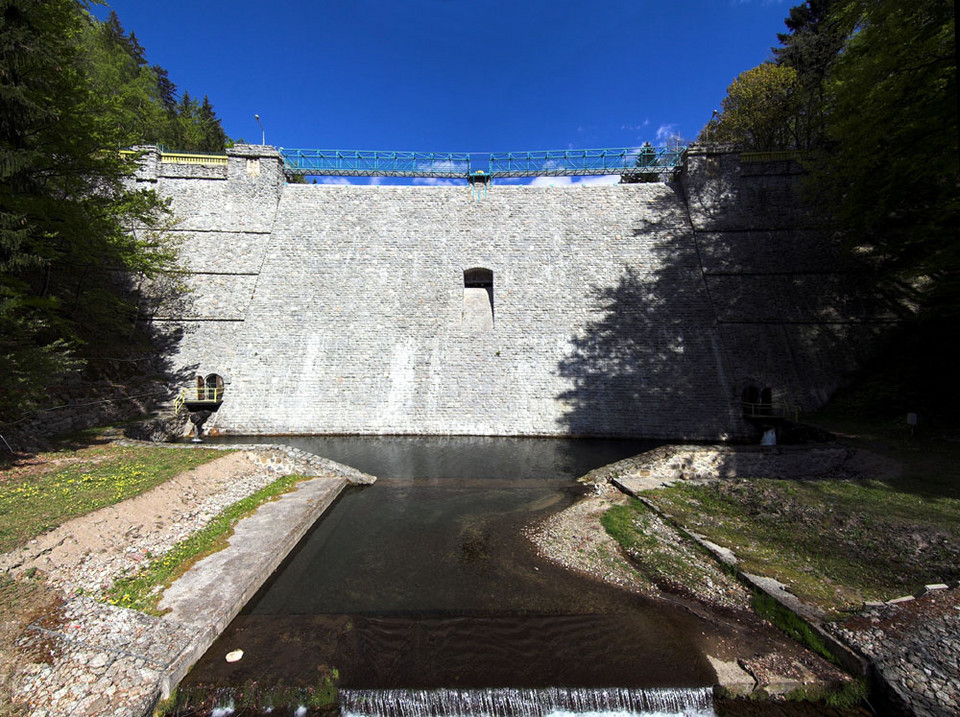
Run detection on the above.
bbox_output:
[527,175,621,187]
[574,175,621,186]
[314,177,353,185]
[529,176,574,187]
[656,123,680,142]
[413,177,462,187]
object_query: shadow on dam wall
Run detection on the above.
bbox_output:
[556,188,737,439]
[554,185,902,440]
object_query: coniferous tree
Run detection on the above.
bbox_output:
[773,0,845,149]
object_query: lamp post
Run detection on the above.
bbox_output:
[254,114,265,146]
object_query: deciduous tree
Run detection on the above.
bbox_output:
[698,63,801,150]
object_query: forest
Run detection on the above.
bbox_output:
[0,0,229,429]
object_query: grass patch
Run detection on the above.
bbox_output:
[601,499,739,596]
[0,440,226,553]
[647,477,960,613]
[643,414,960,614]
[105,473,311,614]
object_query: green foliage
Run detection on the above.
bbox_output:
[81,11,228,152]
[698,63,802,149]
[773,0,845,149]
[0,1,229,425]
[811,0,958,318]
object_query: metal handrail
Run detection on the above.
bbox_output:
[161,152,228,166]
[282,149,472,178]
[281,146,686,178]
[178,386,224,404]
[741,401,800,422]
[487,146,685,178]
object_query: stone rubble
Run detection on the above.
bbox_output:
[827,586,960,717]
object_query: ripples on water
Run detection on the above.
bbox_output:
[183,437,722,716]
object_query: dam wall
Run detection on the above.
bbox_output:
[141,144,886,439]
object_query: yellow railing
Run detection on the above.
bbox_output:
[161,152,228,166]
[176,385,224,413]
[740,150,809,163]
[119,150,228,166]
[742,401,800,422]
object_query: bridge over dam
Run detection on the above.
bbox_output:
[135,144,892,440]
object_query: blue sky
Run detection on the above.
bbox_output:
[92,1,793,184]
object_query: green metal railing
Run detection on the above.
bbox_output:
[280,146,686,179]
[281,149,471,178]
[486,147,685,178]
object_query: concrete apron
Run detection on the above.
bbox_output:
[156,474,348,698]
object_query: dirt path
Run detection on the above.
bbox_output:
[0,451,279,597]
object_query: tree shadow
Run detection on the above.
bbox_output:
[556,188,739,440]
[555,182,904,445]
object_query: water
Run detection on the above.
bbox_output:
[183,436,720,716]
[340,687,715,716]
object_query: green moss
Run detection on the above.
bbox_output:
[751,592,834,663]
[785,678,869,709]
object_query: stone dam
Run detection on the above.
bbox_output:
[137,144,891,440]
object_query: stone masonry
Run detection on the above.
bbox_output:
[138,144,889,439]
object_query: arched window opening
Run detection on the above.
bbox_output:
[204,373,224,402]
[463,268,494,330]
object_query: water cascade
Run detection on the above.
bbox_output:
[340,686,716,717]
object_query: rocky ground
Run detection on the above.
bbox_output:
[828,588,960,717]
[0,446,340,716]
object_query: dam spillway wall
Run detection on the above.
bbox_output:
[141,144,888,439]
